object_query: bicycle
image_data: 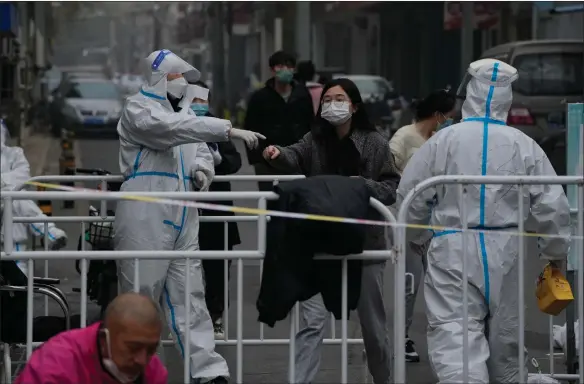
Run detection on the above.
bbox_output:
[71,168,120,318]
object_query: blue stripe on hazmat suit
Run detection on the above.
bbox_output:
[113,49,232,380]
[396,58,571,383]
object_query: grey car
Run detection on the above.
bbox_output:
[49,77,123,137]
[455,39,583,142]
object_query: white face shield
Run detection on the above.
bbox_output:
[177,84,210,112]
[141,50,201,101]
[461,59,519,123]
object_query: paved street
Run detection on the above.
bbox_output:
[20,133,571,383]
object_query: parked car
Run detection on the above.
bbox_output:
[117,73,145,97]
[455,39,583,142]
[48,77,123,137]
[333,74,400,135]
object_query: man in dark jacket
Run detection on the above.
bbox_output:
[243,51,315,191]
[191,81,242,338]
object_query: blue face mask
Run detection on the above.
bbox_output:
[190,103,209,116]
[275,69,294,83]
[437,118,453,130]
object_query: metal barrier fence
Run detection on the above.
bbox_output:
[394,175,584,384]
[1,175,397,384]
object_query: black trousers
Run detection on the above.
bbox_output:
[202,249,232,323]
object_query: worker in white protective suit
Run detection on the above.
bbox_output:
[114,50,264,384]
[0,122,67,277]
[396,58,572,383]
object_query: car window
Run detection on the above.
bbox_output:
[64,82,120,99]
[353,78,392,96]
[513,52,583,96]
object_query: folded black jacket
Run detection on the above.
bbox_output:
[256,175,370,327]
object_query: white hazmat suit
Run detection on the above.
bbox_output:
[397,59,571,383]
[1,122,67,277]
[114,50,245,380]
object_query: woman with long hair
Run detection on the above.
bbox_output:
[263,78,400,384]
[389,89,456,363]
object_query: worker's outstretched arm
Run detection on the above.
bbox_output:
[119,99,231,150]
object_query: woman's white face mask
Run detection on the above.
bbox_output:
[166,77,188,99]
[320,101,352,126]
[101,329,139,384]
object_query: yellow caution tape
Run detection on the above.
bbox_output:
[23,181,582,242]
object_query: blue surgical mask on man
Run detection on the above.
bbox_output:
[275,68,294,83]
[190,103,209,116]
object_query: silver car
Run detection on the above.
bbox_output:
[456,39,583,142]
[50,78,123,137]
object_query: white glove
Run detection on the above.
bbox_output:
[48,227,67,250]
[229,128,266,150]
[193,170,211,191]
[208,143,222,165]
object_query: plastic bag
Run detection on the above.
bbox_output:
[528,373,560,383]
[528,358,560,383]
[552,320,580,356]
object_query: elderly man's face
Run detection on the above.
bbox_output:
[108,318,161,378]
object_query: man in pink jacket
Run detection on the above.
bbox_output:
[15,293,167,384]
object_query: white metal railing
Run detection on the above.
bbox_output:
[394,175,584,384]
[1,175,397,384]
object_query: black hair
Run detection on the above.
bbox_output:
[317,74,330,85]
[313,78,376,140]
[268,50,296,68]
[295,60,316,83]
[411,89,456,121]
[193,80,211,103]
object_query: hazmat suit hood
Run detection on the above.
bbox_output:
[461,59,518,123]
[140,49,201,111]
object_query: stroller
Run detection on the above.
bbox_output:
[73,168,121,318]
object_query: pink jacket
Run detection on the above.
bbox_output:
[15,323,167,384]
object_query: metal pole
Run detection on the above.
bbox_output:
[210,2,226,115]
[17,2,29,147]
[108,17,117,75]
[566,276,577,375]
[274,18,283,51]
[152,6,161,50]
[531,3,539,39]
[224,2,232,117]
[460,2,474,76]
[295,2,311,60]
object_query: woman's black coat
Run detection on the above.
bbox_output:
[198,113,242,250]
